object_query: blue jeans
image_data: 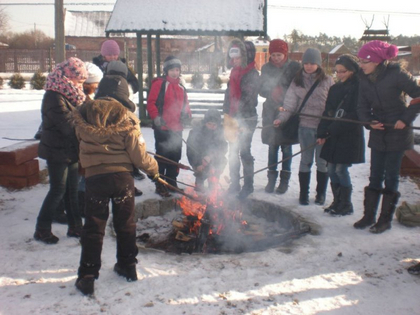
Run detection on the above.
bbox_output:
[268,145,292,172]
[369,148,405,192]
[298,126,327,173]
[328,163,352,187]
[36,161,81,230]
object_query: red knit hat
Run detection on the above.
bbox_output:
[358,40,398,63]
[269,39,288,57]
[101,40,120,56]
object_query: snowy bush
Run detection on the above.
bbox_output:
[207,72,222,89]
[8,73,25,89]
[191,72,204,89]
[30,70,46,90]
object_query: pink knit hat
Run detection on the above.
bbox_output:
[358,40,398,63]
[100,40,120,56]
[62,57,87,80]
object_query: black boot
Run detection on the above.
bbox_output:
[75,275,95,296]
[324,183,340,213]
[78,191,85,218]
[370,190,400,234]
[114,263,138,282]
[264,170,278,193]
[276,170,291,195]
[330,186,353,216]
[315,171,329,205]
[238,159,254,200]
[353,187,382,229]
[299,172,311,205]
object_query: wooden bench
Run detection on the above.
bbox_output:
[0,141,40,189]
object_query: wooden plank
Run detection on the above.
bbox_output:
[0,141,39,166]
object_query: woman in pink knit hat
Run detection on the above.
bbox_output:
[354,40,420,234]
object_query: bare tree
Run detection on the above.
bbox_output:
[0,7,10,34]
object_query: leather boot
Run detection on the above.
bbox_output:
[330,185,353,216]
[276,170,291,194]
[315,171,329,205]
[238,159,254,200]
[370,190,400,234]
[353,187,382,229]
[299,172,311,205]
[324,183,340,213]
[264,170,278,193]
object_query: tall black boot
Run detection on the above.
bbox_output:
[265,170,278,193]
[370,190,400,234]
[324,183,340,213]
[298,172,311,205]
[78,191,85,218]
[315,171,329,205]
[330,186,353,216]
[276,170,291,194]
[238,159,254,200]
[353,187,382,229]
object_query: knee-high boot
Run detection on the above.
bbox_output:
[369,190,400,234]
[299,172,311,205]
[353,187,382,229]
[324,183,341,213]
[330,185,353,216]
[315,171,329,205]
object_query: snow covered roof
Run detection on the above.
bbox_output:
[65,11,111,37]
[106,0,266,36]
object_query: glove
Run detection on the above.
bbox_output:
[271,86,283,103]
[148,173,160,182]
[153,117,164,127]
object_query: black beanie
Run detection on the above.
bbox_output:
[203,109,222,125]
[335,54,359,73]
[163,55,182,73]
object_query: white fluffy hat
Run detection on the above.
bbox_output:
[84,62,103,84]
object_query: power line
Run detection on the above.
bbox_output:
[1,2,115,5]
[268,5,420,16]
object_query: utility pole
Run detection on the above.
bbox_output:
[55,0,65,64]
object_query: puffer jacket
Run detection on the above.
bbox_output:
[317,75,365,164]
[72,97,158,178]
[260,58,301,145]
[277,71,334,129]
[357,62,420,152]
[38,90,79,163]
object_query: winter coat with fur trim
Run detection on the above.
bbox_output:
[38,90,79,163]
[317,75,365,164]
[260,58,301,145]
[223,39,260,119]
[72,98,158,178]
[357,61,420,152]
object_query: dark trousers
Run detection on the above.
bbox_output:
[154,128,182,187]
[36,161,81,230]
[268,144,292,171]
[78,172,137,278]
[228,117,257,187]
[369,148,405,192]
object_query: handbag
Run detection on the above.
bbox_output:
[281,80,320,140]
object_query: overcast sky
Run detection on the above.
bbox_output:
[2,0,420,39]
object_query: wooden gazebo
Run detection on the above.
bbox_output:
[105,0,267,120]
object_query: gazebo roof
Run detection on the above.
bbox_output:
[106,0,266,36]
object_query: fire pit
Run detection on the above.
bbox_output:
[135,190,315,254]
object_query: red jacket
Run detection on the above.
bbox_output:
[146,76,191,131]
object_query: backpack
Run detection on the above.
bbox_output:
[395,201,420,227]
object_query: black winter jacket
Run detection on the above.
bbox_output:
[260,59,301,145]
[223,69,260,120]
[92,55,139,94]
[38,91,79,163]
[186,122,228,171]
[357,62,420,152]
[318,75,365,164]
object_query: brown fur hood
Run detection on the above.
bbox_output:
[72,97,140,137]
[226,38,256,69]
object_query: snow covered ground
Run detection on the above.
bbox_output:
[0,85,419,315]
